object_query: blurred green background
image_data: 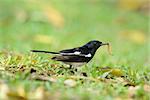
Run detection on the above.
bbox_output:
[0,0,150,99]
[0,0,149,67]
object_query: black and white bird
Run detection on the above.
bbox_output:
[31,40,109,68]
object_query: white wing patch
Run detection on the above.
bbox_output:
[60,51,81,55]
[60,51,91,57]
[74,51,81,55]
[85,53,91,57]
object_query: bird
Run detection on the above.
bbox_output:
[31,40,109,68]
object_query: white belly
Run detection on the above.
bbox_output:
[64,62,86,67]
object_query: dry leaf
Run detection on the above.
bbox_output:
[100,71,111,78]
[31,60,37,64]
[118,0,147,11]
[101,67,124,77]
[16,55,22,61]
[144,84,150,92]
[0,66,5,71]
[115,77,136,87]
[129,31,146,44]
[30,74,57,83]
[111,69,125,77]
[128,86,140,98]
[34,34,55,44]
[58,75,102,82]
[64,79,77,87]
[7,90,26,99]
[33,87,45,99]
[120,30,147,44]
[27,0,64,28]
[42,6,64,28]
[0,83,9,99]
[17,86,26,99]
[15,9,28,23]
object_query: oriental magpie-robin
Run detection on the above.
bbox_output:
[31,40,109,67]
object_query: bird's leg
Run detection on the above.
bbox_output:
[68,65,74,75]
[71,67,78,75]
[80,65,88,77]
[69,65,72,69]
[75,68,78,72]
[68,65,78,75]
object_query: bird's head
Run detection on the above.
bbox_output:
[85,40,109,49]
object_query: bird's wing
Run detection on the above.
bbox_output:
[59,47,81,55]
[51,55,91,62]
[59,47,91,57]
[59,47,79,53]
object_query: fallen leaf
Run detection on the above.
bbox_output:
[138,1,150,15]
[64,79,77,87]
[120,30,147,44]
[26,0,64,28]
[111,69,125,77]
[17,86,26,99]
[16,55,22,61]
[115,77,136,87]
[59,75,102,82]
[118,0,146,11]
[0,66,5,71]
[100,71,112,79]
[33,87,45,99]
[0,83,9,99]
[128,86,140,98]
[7,89,26,100]
[101,67,125,77]
[15,9,28,23]
[31,59,37,64]
[30,74,57,83]
[144,84,150,92]
[42,5,64,28]
[34,34,55,44]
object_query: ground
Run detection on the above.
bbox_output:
[0,0,149,99]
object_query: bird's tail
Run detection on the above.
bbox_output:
[31,50,59,54]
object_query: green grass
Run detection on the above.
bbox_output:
[0,0,149,99]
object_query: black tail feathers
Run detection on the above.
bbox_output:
[31,50,59,54]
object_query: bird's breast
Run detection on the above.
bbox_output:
[64,62,86,67]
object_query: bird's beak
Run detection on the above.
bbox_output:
[101,43,109,46]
